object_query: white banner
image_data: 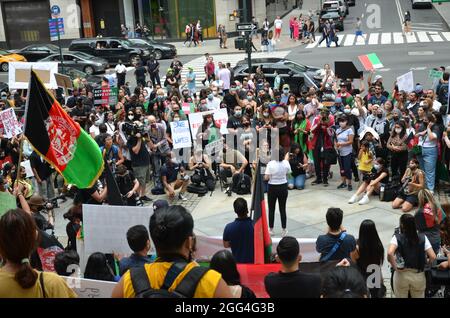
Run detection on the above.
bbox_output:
[170,120,192,149]
[8,62,59,89]
[188,108,229,141]
[397,71,414,93]
[64,276,117,298]
[82,204,155,255]
[0,108,22,138]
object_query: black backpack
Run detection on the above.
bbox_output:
[232,173,251,195]
[438,83,449,106]
[130,262,209,298]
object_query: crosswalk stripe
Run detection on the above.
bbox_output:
[442,32,450,41]
[381,33,391,44]
[344,34,355,46]
[355,35,366,45]
[368,33,379,45]
[405,32,417,43]
[393,32,404,44]
[416,31,430,42]
[306,40,319,49]
[430,33,444,42]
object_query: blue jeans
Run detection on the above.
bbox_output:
[418,146,438,192]
[288,174,306,189]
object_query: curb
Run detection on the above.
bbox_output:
[433,3,450,29]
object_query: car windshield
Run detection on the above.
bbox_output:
[284,61,307,73]
[0,49,10,55]
[72,51,95,59]
[121,39,134,47]
[322,12,340,18]
[47,44,59,51]
[63,67,88,79]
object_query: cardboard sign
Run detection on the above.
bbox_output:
[64,277,117,298]
[0,108,22,138]
[397,71,414,93]
[8,62,59,89]
[170,120,192,149]
[55,73,73,89]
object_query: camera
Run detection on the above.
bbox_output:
[122,122,146,138]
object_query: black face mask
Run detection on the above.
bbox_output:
[377,114,383,119]
[393,116,399,121]
[135,114,142,120]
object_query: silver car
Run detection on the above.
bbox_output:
[39,51,109,75]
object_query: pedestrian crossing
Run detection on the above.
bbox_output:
[305,31,450,49]
[161,50,291,88]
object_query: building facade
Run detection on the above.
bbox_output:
[0,0,297,49]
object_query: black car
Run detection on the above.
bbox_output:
[68,37,152,65]
[319,9,345,32]
[59,66,103,88]
[39,52,109,75]
[12,44,61,62]
[347,0,355,6]
[128,38,177,60]
[233,58,323,94]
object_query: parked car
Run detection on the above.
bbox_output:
[69,37,152,65]
[60,66,103,88]
[11,44,60,62]
[347,0,356,6]
[128,38,177,60]
[322,0,348,16]
[0,49,27,72]
[319,9,345,31]
[38,52,109,75]
[411,0,432,9]
[233,58,323,94]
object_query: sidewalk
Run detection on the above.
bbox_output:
[170,0,319,57]
[434,2,450,29]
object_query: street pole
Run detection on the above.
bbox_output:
[246,32,252,72]
[57,25,64,74]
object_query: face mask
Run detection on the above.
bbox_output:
[135,114,142,120]
[247,96,253,101]
[237,86,242,90]
[339,122,347,128]
[377,114,383,119]
[174,118,180,122]
[263,112,270,118]
[393,116,399,121]
[395,128,402,134]
[171,158,178,164]
[374,164,381,171]
[283,89,289,94]
[234,111,242,117]
[208,94,214,101]
[128,115,134,121]
[157,96,164,101]
[344,109,351,114]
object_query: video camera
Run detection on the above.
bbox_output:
[122,122,147,138]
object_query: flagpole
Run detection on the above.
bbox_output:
[250,148,260,219]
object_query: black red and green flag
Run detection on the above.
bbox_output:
[24,70,103,189]
[251,162,272,264]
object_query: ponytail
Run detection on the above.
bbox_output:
[15,259,38,289]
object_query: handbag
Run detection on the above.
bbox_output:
[412,134,427,156]
[322,148,338,165]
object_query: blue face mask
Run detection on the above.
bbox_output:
[208,94,214,101]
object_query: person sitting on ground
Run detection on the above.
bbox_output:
[348,157,389,205]
[0,209,76,298]
[114,164,140,206]
[316,208,356,262]
[188,146,215,192]
[264,236,322,298]
[117,225,153,276]
[112,205,233,298]
[161,153,190,202]
[84,252,117,282]
[392,158,425,213]
[321,265,368,298]
[54,250,80,277]
[222,198,254,264]
[210,250,256,298]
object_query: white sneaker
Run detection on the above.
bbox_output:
[348,194,361,204]
[269,228,274,236]
[178,193,188,201]
[281,229,288,237]
[358,195,370,205]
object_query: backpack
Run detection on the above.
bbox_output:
[130,262,209,298]
[437,83,449,106]
[151,186,165,195]
[232,173,251,195]
[187,183,209,196]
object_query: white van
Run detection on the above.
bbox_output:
[411,0,432,9]
[323,0,348,16]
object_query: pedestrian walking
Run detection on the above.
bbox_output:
[328,20,339,48]
[146,55,161,87]
[403,11,412,35]
[292,17,299,41]
[355,17,364,41]
[274,16,283,41]
[197,20,203,43]
[318,20,329,46]
[262,18,270,38]
[183,23,191,46]
[115,59,127,87]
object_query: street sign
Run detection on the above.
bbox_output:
[51,5,61,18]
[236,23,257,32]
[49,18,64,40]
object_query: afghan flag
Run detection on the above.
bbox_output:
[358,53,383,71]
[251,162,272,264]
[24,70,103,189]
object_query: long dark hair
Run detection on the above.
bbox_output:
[400,214,419,245]
[292,109,306,127]
[0,209,38,289]
[391,120,406,139]
[210,250,241,286]
[357,220,384,272]
[84,252,115,282]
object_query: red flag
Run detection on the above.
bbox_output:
[251,162,272,264]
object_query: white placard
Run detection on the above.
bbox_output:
[20,160,33,178]
[188,108,229,141]
[397,71,414,93]
[83,204,154,255]
[8,62,59,89]
[170,120,192,149]
[64,277,117,298]
[0,108,22,138]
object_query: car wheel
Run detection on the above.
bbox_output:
[154,49,163,60]
[1,62,8,72]
[130,54,140,66]
[83,66,94,75]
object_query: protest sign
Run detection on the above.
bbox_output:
[0,108,22,138]
[397,71,414,93]
[93,87,118,107]
[64,277,117,298]
[429,69,444,80]
[204,139,223,156]
[188,108,228,140]
[20,160,33,178]
[54,73,73,89]
[170,120,192,149]
[0,191,17,217]
[82,204,154,255]
[8,62,58,89]
[182,102,196,115]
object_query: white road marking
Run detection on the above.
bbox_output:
[405,33,417,43]
[440,32,450,41]
[408,51,434,56]
[416,32,430,42]
[368,33,379,45]
[429,33,444,42]
[410,67,427,71]
[344,34,356,46]
[381,33,391,44]
[393,32,404,44]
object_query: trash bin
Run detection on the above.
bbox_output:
[234,37,245,50]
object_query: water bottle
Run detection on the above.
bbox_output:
[380,183,385,201]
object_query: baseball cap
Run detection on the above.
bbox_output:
[152,199,169,212]
[415,84,423,94]
[282,84,290,90]
[187,66,193,71]
[372,75,383,83]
